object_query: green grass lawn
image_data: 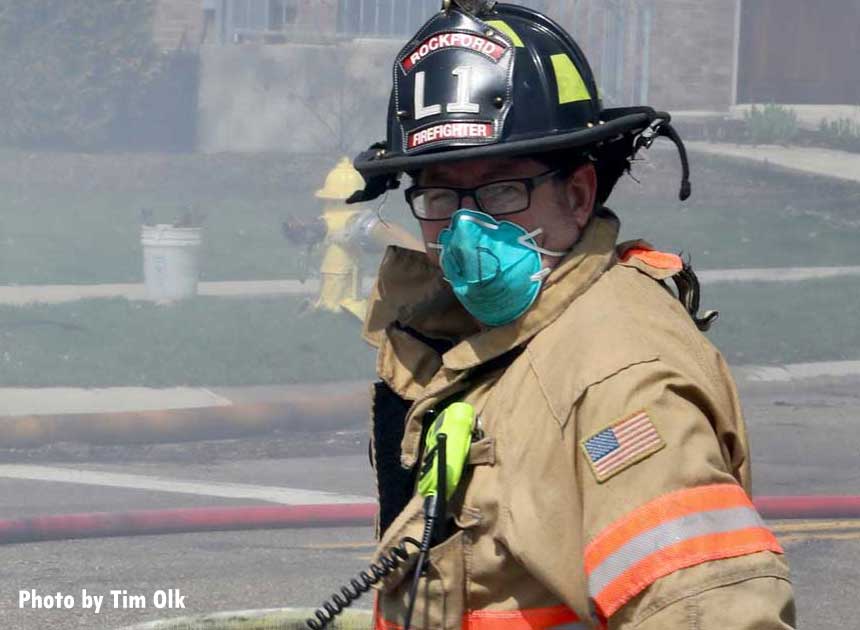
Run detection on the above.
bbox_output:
[0,297,376,387]
[0,150,417,285]
[613,149,860,269]
[1,148,858,387]
[0,277,857,387]
[0,149,858,286]
[705,277,860,366]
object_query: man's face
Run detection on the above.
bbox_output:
[416,156,597,272]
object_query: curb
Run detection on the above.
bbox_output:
[697,266,860,284]
[0,385,370,449]
[0,279,377,306]
[116,607,372,630]
[733,361,860,383]
[685,141,860,185]
[4,264,860,307]
[3,361,860,448]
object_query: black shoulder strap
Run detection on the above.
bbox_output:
[668,261,720,332]
[370,346,524,537]
[371,380,416,538]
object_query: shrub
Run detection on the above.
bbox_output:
[0,0,198,151]
[743,104,799,146]
[816,117,860,152]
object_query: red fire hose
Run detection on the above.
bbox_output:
[0,504,376,545]
[0,497,857,546]
[754,495,860,519]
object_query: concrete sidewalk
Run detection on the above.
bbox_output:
[0,279,325,307]
[2,266,860,306]
[0,381,369,418]
[676,105,860,132]
[2,363,860,419]
[686,141,860,185]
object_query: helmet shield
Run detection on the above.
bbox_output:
[393,10,516,156]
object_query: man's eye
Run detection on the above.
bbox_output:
[485,184,518,196]
[481,184,522,204]
[425,190,456,207]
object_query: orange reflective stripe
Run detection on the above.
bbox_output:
[377,605,582,630]
[621,246,683,272]
[465,605,582,630]
[584,484,783,618]
[585,484,755,573]
[593,527,782,618]
[375,611,402,630]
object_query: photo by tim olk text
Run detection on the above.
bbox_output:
[19,589,187,614]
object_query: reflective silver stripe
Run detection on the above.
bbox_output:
[588,506,766,597]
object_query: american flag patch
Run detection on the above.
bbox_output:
[582,411,665,483]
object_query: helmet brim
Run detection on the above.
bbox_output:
[355,109,659,178]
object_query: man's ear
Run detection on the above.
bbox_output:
[564,162,597,229]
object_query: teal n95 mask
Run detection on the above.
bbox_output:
[428,210,570,327]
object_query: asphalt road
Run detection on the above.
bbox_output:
[1,376,859,629]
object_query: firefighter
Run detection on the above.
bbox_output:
[347,1,796,628]
[283,157,423,321]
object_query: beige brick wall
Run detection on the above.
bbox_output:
[153,0,205,50]
[648,0,738,110]
[546,0,739,111]
[159,1,739,108]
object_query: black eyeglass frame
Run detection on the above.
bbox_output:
[404,169,562,222]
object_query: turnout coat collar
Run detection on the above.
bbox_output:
[362,208,621,398]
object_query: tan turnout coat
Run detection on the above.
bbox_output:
[363,210,795,630]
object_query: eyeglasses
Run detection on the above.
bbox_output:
[404,169,561,222]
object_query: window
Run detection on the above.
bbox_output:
[229,0,298,40]
[268,0,299,31]
[336,0,437,38]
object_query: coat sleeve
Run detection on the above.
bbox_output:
[610,566,795,629]
[571,358,796,629]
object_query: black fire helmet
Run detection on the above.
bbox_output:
[348,1,691,206]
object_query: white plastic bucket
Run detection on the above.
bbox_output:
[141,224,203,302]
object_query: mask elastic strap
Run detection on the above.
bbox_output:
[519,228,570,258]
[530,267,552,282]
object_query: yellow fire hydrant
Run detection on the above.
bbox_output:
[284,157,423,321]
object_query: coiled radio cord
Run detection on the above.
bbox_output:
[306,536,422,630]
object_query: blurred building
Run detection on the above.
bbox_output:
[736,0,858,105]
[150,0,859,152]
[153,0,208,49]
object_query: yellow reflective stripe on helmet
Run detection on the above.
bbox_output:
[550,53,591,104]
[485,19,524,47]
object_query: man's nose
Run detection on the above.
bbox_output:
[460,194,479,212]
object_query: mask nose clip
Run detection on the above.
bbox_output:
[475,246,501,286]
